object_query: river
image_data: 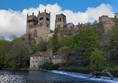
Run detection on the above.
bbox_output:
[0,70,118,83]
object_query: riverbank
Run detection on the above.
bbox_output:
[59,66,118,77]
[59,66,90,74]
[1,65,118,77]
[0,69,118,83]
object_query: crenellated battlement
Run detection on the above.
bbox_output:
[26,9,50,29]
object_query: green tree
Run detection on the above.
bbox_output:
[5,41,32,69]
[0,40,10,68]
[66,28,99,66]
[100,19,118,65]
[57,46,70,63]
[105,26,118,65]
[50,33,59,52]
[31,40,48,53]
[90,48,107,70]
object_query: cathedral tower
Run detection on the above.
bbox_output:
[55,13,67,29]
[26,10,52,43]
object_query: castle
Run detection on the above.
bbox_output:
[27,10,118,70]
[25,10,69,44]
[25,9,117,44]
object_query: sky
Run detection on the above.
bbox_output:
[0,0,117,38]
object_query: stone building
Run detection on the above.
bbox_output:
[30,51,50,70]
[26,9,53,44]
[99,15,114,32]
[51,55,63,64]
[55,13,67,29]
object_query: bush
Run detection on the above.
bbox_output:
[90,48,107,70]
[39,62,59,70]
[59,66,90,73]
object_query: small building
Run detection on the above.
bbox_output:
[51,55,63,64]
[30,51,50,70]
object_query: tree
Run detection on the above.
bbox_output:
[106,26,118,65]
[31,40,48,53]
[50,33,59,52]
[65,28,99,66]
[0,40,10,68]
[57,46,70,63]
[90,48,107,70]
[100,19,118,65]
[5,41,32,69]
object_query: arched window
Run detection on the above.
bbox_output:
[58,18,61,22]
[40,17,43,20]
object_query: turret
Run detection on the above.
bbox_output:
[26,12,38,34]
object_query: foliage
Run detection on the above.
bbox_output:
[57,46,70,56]
[64,28,99,66]
[31,40,48,53]
[90,48,107,70]
[0,40,11,68]
[57,46,70,64]
[59,66,90,73]
[39,62,59,70]
[107,26,118,65]
[5,40,32,69]
[49,32,59,52]
[100,20,118,65]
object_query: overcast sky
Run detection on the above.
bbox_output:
[0,0,117,38]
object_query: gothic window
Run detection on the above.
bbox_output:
[58,18,61,22]
[33,30,37,37]
[40,17,43,20]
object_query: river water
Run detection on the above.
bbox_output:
[0,70,118,83]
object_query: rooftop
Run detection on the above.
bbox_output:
[31,51,50,57]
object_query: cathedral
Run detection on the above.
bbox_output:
[25,9,68,44]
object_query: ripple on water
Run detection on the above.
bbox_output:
[0,74,28,83]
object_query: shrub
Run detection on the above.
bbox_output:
[90,48,107,70]
[39,62,59,70]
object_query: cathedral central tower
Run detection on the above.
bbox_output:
[26,9,52,43]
